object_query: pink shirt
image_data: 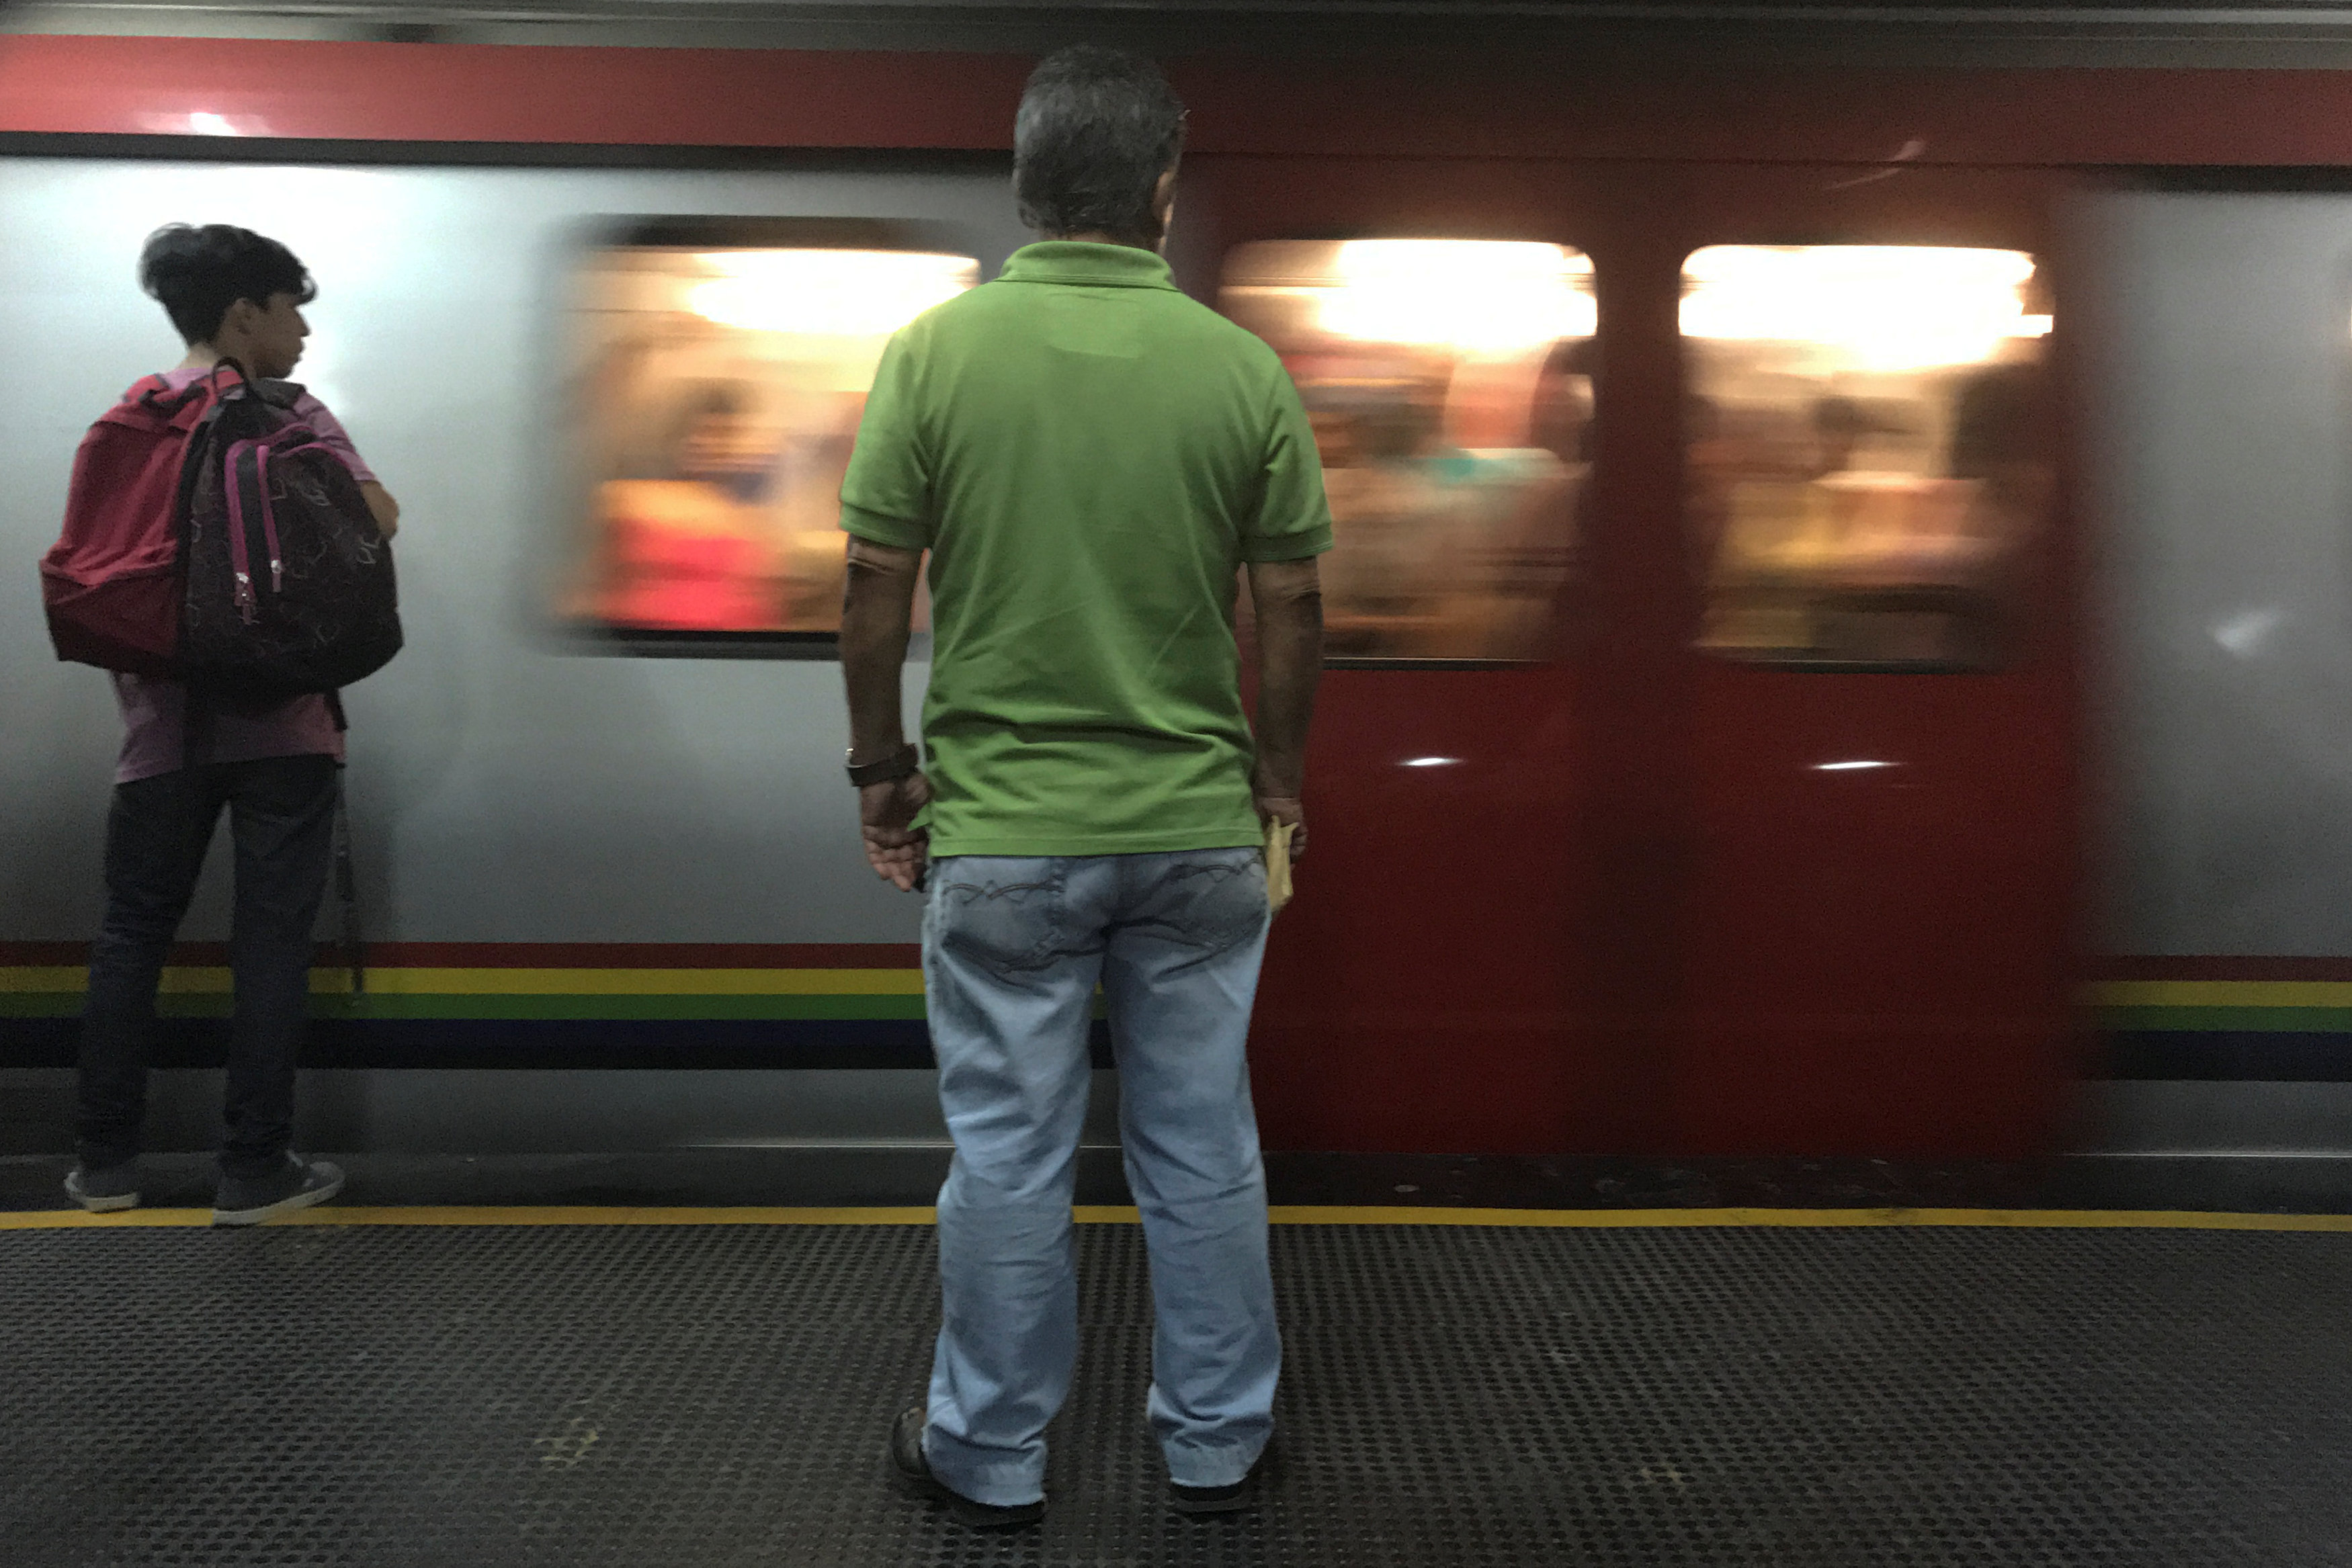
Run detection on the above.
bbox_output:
[113,368,379,784]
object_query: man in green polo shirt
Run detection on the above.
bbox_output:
[837,46,1330,1530]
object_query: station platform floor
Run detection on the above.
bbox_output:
[5,1151,2349,1567]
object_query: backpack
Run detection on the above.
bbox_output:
[177,363,402,703]
[40,372,212,674]
[41,361,403,703]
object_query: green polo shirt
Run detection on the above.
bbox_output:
[840,241,1333,858]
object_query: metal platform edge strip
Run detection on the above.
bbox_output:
[7,1205,2352,1231]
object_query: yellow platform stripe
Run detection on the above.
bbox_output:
[0,967,925,997]
[6,1205,2351,1231]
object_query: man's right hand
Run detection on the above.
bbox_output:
[1255,792,1306,861]
[860,772,932,891]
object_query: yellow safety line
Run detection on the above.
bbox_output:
[0,967,926,997]
[6,1205,2351,1231]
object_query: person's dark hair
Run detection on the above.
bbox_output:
[138,223,315,345]
[1012,46,1185,244]
[1813,394,1870,437]
[663,380,756,476]
[1948,361,2039,478]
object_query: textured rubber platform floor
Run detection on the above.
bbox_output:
[3,1221,2348,1567]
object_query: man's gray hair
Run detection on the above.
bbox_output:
[1013,46,1185,244]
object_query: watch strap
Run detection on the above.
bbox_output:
[847,743,921,787]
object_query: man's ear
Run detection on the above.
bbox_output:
[218,297,261,341]
[1152,168,1179,250]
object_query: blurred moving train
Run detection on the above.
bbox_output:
[2,24,2349,1162]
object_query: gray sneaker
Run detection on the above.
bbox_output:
[64,1162,141,1213]
[212,1153,344,1227]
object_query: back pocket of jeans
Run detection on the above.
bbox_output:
[1154,854,1268,955]
[933,871,1066,973]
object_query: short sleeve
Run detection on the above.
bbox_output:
[839,329,933,551]
[1240,369,1335,563]
[290,392,378,486]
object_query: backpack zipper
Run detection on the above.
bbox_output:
[223,437,259,623]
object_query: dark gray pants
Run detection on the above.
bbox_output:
[75,754,337,1179]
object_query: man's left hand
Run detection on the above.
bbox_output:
[859,772,932,892]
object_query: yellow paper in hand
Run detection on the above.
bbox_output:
[1263,819,1295,914]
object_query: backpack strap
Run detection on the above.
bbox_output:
[208,357,253,400]
[331,765,366,998]
[171,385,226,773]
[325,689,360,997]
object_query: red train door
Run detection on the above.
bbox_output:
[1176,156,1632,1153]
[1652,164,2083,1156]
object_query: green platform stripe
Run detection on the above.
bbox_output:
[0,994,93,1018]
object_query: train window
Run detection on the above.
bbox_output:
[1682,245,2051,671]
[560,222,978,648]
[1221,239,1593,664]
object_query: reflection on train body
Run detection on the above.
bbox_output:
[1222,240,1593,662]
[564,243,976,635]
[1682,246,2053,670]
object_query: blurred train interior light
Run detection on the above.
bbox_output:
[685,250,977,337]
[1681,246,2045,370]
[1222,239,1594,351]
[1815,759,1899,771]
[1316,241,1595,349]
[1403,756,1462,767]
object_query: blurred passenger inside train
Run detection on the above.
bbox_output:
[1220,238,1591,660]
[1683,244,2051,668]
[1304,366,1452,653]
[837,44,1329,1529]
[1949,359,2047,512]
[566,237,971,636]
[595,380,788,629]
[1809,393,1874,478]
[62,224,399,1226]
[1449,338,1589,658]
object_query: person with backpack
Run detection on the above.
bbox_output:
[46,224,400,1225]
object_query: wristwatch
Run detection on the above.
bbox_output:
[846,742,921,787]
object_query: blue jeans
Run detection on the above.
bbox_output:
[920,848,1279,1507]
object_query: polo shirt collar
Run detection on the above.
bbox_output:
[996,241,1177,290]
